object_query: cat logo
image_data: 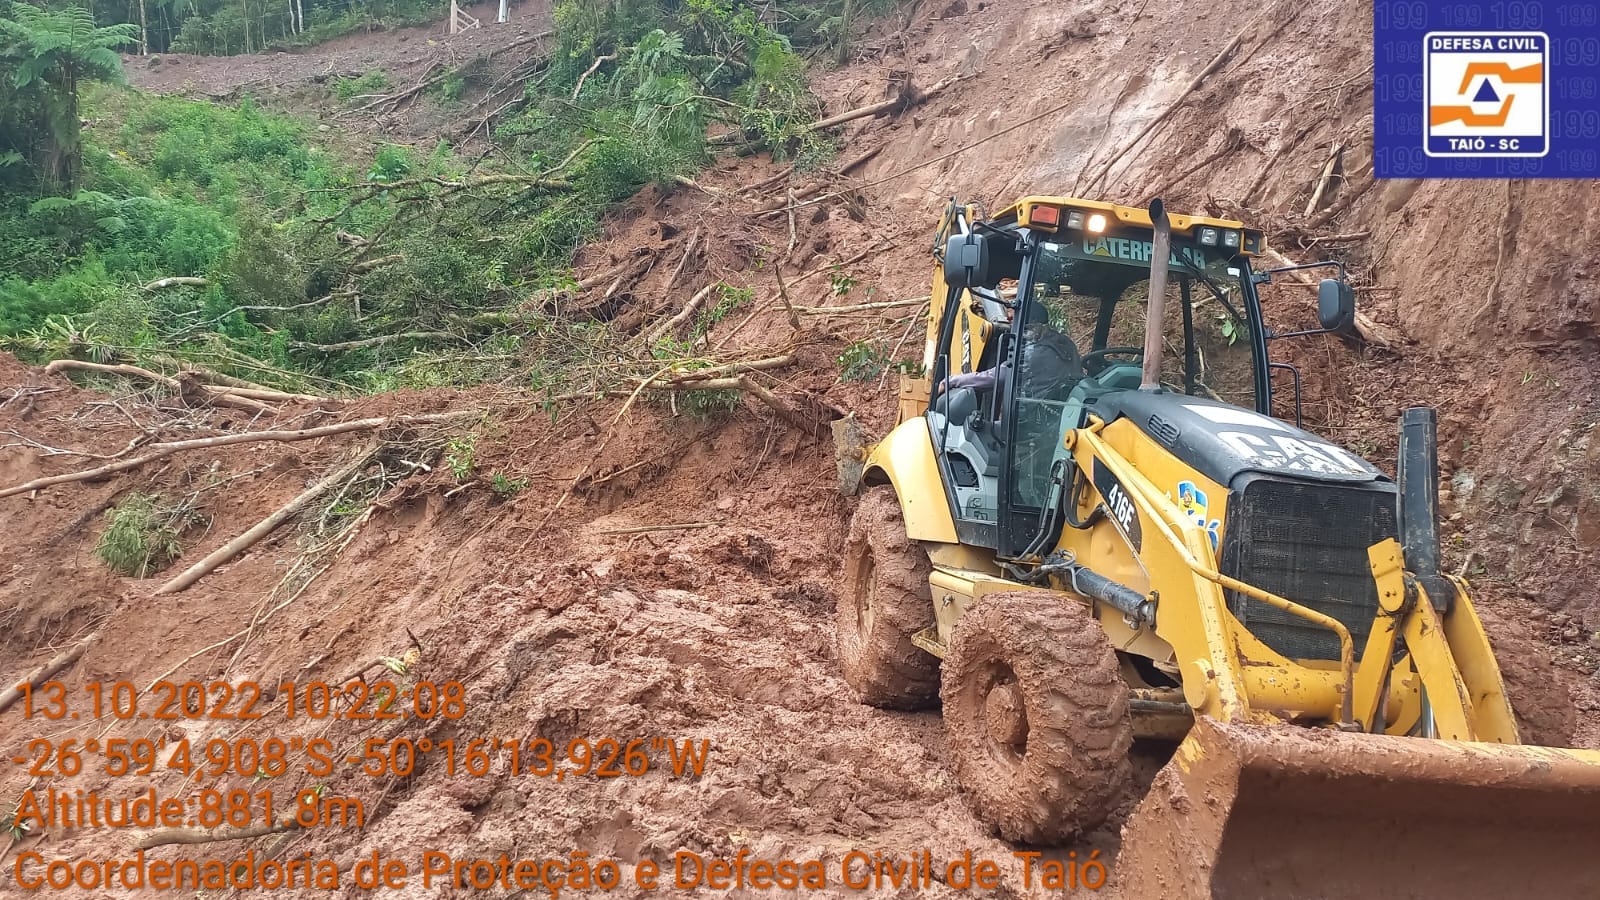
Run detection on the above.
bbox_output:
[1176,480,1221,551]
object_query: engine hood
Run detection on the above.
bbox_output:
[1092,390,1386,488]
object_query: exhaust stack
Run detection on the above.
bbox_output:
[1141,199,1171,391]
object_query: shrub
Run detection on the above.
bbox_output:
[95,493,205,577]
[838,339,887,382]
[367,144,414,183]
[444,435,476,481]
[490,473,527,498]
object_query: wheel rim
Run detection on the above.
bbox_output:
[980,665,1028,758]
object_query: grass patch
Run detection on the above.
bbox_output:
[335,70,390,104]
[95,492,205,577]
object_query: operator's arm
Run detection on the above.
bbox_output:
[939,368,1000,394]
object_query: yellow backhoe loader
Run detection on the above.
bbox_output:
[833,196,1600,897]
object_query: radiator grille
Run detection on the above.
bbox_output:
[1223,479,1398,661]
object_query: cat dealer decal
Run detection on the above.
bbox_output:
[1214,430,1370,478]
[1181,403,1371,479]
[1091,458,1141,552]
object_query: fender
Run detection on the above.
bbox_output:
[861,418,958,543]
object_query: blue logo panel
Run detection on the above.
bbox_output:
[1375,3,1600,178]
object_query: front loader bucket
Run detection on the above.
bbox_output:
[1117,718,1600,899]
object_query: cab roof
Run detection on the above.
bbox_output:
[991,196,1266,254]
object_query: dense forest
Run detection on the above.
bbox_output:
[0,0,888,395]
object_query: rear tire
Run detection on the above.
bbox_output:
[942,590,1133,843]
[836,489,939,709]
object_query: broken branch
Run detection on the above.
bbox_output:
[154,451,376,595]
[662,227,702,297]
[1263,248,1401,348]
[774,266,801,330]
[796,296,926,314]
[291,331,457,352]
[734,374,823,435]
[1303,142,1344,217]
[643,283,718,346]
[594,521,717,535]
[135,820,298,850]
[0,413,474,500]
[570,52,617,100]
[657,353,796,382]
[802,74,962,133]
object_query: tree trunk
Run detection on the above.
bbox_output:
[137,0,149,54]
[62,70,82,193]
[834,0,856,65]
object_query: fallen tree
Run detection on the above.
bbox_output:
[0,412,476,500]
[43,360,279,414]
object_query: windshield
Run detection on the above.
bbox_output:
[1029,233,1258,409]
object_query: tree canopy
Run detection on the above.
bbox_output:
[0,4,139,190]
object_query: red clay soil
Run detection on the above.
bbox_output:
[5,0,1600,897]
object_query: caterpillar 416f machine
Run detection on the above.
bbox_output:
[834,197,1600,897]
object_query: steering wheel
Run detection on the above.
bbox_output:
[1080,346,1143,377]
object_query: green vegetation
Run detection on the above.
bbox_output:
[0,1,893,399]
[838,338,886,381]
[444,434,476,482]
[334,70,390,103]
[0,5,140,190]
[95,492,205,576]
[490,472,528,498]
[829,268,858,296]
[680,387,742,419]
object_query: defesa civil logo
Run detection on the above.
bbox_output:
[1424,31,1548,157]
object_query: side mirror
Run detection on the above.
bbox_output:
[943,231,991,289]
[1317,278,1357,336]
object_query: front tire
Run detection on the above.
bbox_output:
[836,489,939,709]
[941,591,1133,843]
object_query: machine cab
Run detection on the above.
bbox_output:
[924,199,1274,558]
